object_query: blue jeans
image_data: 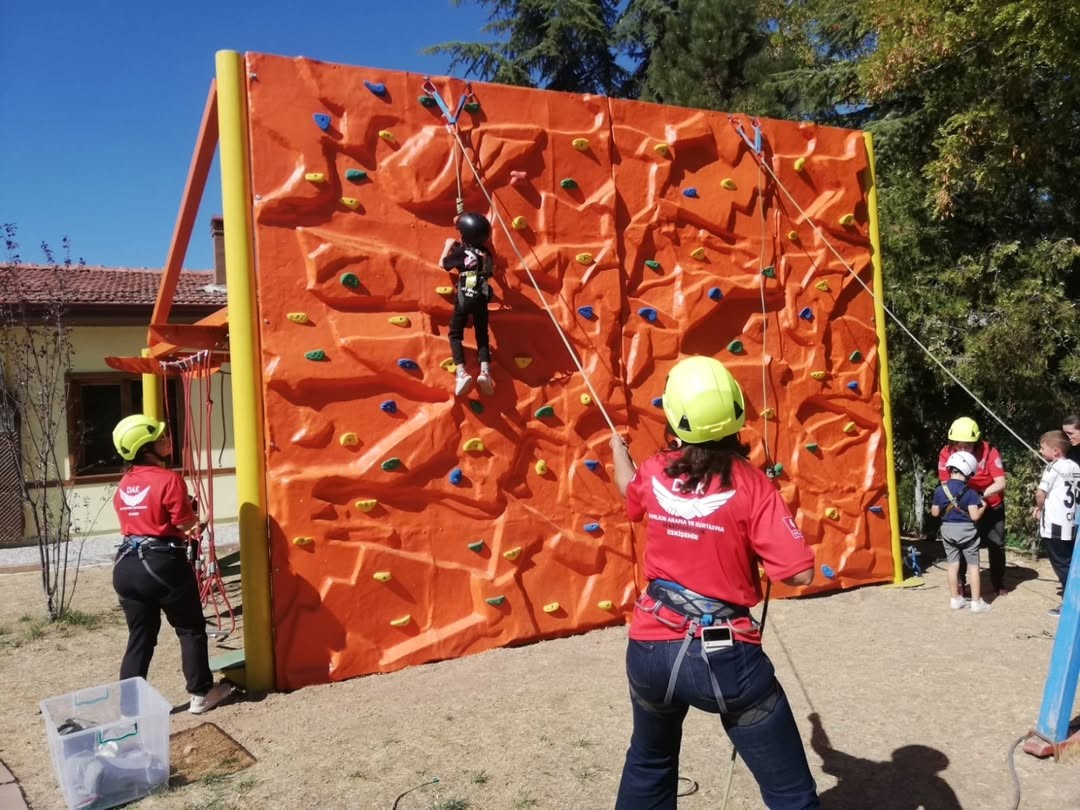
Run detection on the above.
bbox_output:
[615,638,819,810]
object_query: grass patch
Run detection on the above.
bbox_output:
[58,608,105,629]
[510,792,539,809]
[570,737,595,748]
[347,770,367,780]
[429,800,470,810]
[468,770,490,785]
[574,765,598,782]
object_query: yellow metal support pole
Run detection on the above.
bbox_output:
[862,132,904,584]
[140,348,161,421]
[216,50,274,690]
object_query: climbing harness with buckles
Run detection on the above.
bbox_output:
[115,535,187,590]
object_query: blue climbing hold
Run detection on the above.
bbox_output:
[708,287,723,302]
[683,188,699,198]
[868,505,884,515]
[638,307,658,322]
[821,565,836,579]
[799,307,814,321]
[313,113,331,131]
[847,381,860,392]
[652,397,663,408]
[449,468,463,485]
[583,522,600,533]
[364,80,387,97]
[584,459,600,472]
[380,400,397,414]
[577,305,595,320]
[397,358,419,371]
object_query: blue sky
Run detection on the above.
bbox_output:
[0,1,490,269]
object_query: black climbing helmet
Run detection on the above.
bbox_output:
[456,212,491,246]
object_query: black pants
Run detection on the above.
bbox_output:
[113,547,212,695]
[448,294,490,367]
[958,505,1006,592]
[1043,536,1076,590]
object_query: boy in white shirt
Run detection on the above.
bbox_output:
[1034,430,1080,617]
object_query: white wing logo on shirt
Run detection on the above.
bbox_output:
[119,486,151,508]
[652,478,735,519]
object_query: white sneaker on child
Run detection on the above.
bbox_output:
[950,596,968,610]
[454,368,475,397]
[189,682,234,714]
[970,599,992,614]
[476,370,495,396]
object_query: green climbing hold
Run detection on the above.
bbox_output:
[485,595,506,606]
[418,95,438,108]
[305,350,326,361]
[728,340,744,353]
[773,463,784,475]
[761,266,776,278]
[340,272,360,288]
[381,457,402,471]
[560,178,578,190]
[469,401,484,415]
[467,540,485,552]
[464,101,481,113]
[644,260,661,270]
[805,443,819,453]
[345,168,368,182]
[535,405,555,418]
[850,350,863,362]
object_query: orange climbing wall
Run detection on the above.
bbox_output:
[243,53,894,689]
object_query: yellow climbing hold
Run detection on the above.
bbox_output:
[340,197,360,209]
[304,172,326,183]
[580,394,593,406]
[436,285,454,295]
[503,546,522,561]
[598,600,614,611]
[378,129,395,142]
[690,247,707,260]
[654,143,670,156]
[286,312,309,324]
[721,178,737,190]
[463,438,485,452]
[355,499,377,513]
[575,252,594,265]
[825,508,840,520]
[339,432,359,446]
[810,371,828,380]
[788,230,800,242]
[511,216,527,230]
[815,280,831,292]
[388,315,411,327]
[794,157,807,172]
[571,137,589,151]
[440,357,457,372]
[373,571,392,583]
[762,408,775,419]
[514,355,532,368]
[543,602,560,614]
[843,422,857,434]
[389,614,411,627]
[535,459,548,475]
[839,213,856,226]
[292,536,313,546]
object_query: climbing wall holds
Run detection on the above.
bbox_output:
[794,157,807,172]
[286,312,309,324]
[690,247,707,260]
[771,463,784,476]
[388,315,411,327]
[340,272,361,288]
[440,358,457,373]
[356,499,378,512]
[463,438,485,452]
[825,507,840,520]
[762,408,776,419]
[810,371,827,380]
[842,422,857,434]
[543,602,560,613]
[340,197,360,209]
[821,565,836,579]
[514,355,532,368]
[728,340,744,354]
[798,307,814,321]
[449,468,463,485]
[560,178,578,190]
[464,101,481,113]
[584,459,600,472]
[721,178,737,190]
[683,188,699,198]
[305,350,326,361]
[761,266,777,278]
[418,94,438,107]
[436,285,454,295]
[850,350,863,362]
[580,394,592,406]
[847,381,860,392]
[378,129,395,142]
[485,595,506,606]
[638,307,658,322]
[381,457,402,471]
[644,259,661,271]
[535,460,548,475]
[651,397,664,408]
[788,230,800,242]
[380,400,397,414]
[339,432,359,447]
[467,540,485,553]
[292,536,314,546]
[839,213,856,226]
[389,615,412,627]
[305,172,326,183]
[708,287,723,302]
[575,252,594,265]
[571,137,589,151]
[598,600,615,610]
[510,170,527,185]
[805,442,819,453]
[373,571,392,582]
[654,143,670,156]
[511,216,527,230]
[577,305,595,320]
[364,80,387,97]
[469,401,484,415]
[583,522,600,533]
[815,280,831,292]
[313,113,331,131]
[503,547,522,561]
[345,168,368,182]
[534,405,555,418]
[868,505,884,515]
[397,358,419,371]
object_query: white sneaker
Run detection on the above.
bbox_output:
[970,599,992,614]
[189,682,233,714]
[476,370,495,396]
[950,596,968,610]
[454,369,474,397]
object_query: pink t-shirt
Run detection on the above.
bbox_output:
[626,451,814,641]
[114,465,194,540]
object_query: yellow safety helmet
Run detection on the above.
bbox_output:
[947,416,981,443]
[662,356,746,444]
[112,414,166,461]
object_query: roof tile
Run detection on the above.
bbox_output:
[0,264,225,307]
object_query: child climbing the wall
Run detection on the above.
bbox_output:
[931,451,991,612]
[442,212,496,397]
[1034,430,1080,617]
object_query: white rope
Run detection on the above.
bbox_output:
[444,124,621,436]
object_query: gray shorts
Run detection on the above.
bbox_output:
[940,521,980,566]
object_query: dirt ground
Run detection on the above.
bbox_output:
[2,549,1079,810]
